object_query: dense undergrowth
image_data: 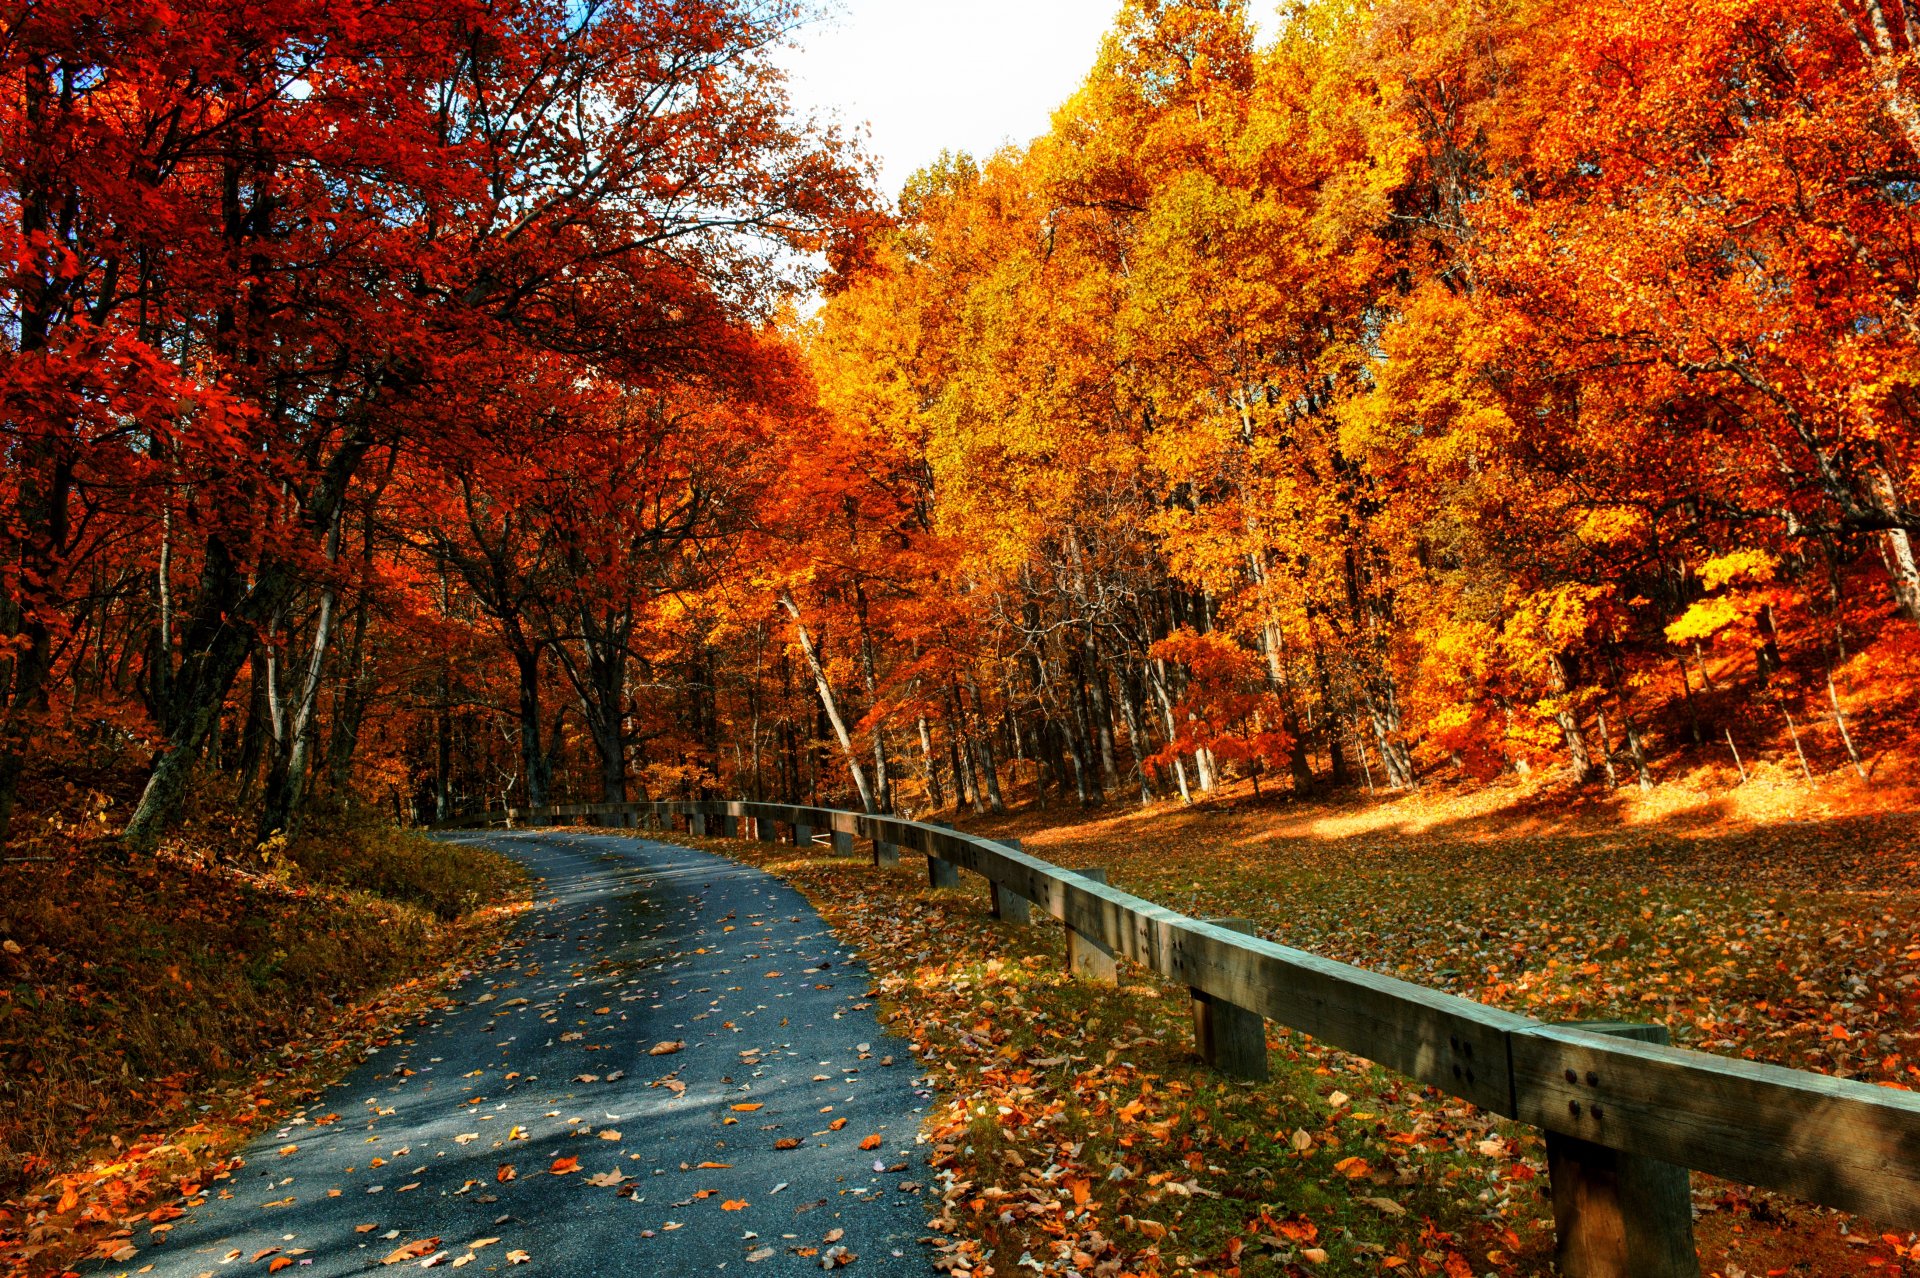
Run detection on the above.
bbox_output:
[0,808,528,1274]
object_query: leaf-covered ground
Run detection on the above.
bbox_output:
[0,818,530,1276]
[696,773,1920,1277]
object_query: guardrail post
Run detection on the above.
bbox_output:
[1546,1022,1699,1278]
[873,829,901,867]
[690,812,708,836]
[1065,868,1117,982]
[758,815,778,844]
[794,820,813,847]
[1191,918,1269,1081]
[989,837,1032,925]
[927,820,962,888]
[832,827,853,855]
[719,813,739,838]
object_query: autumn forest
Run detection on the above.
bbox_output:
[6,0,1920,1273]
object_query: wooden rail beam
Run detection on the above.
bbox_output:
[1065,867,1118,982]
[1541,1023,1699,1278]
[1191,918,1268,1081]
[987,837,1032,925]
[928,820,963,888]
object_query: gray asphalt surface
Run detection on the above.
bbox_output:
[100,830,934,1277]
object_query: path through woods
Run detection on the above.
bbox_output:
[100,833,931,1276]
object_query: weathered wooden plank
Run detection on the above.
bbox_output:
[1514,1024,1920,1226]
[927,821,962,888]
[1191,919,1268,1082]
[1165,917,1524,1114]
[897,823,1522,1111]
[1541,1024,1698,1278]
[978,837,1033,924]
[1065,868,1117,982]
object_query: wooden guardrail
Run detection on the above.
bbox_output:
[452,797,1920,1277]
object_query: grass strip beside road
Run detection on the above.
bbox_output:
[0,817,530,1275]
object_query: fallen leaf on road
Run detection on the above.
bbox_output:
[496,1165,516,1183]
[549,1156,581,1175]
[730,1103,763,1112]
[584,1170,626,1187]
[649,1040,684,1056]
[858,1134,882,1150]
[506,1250,530,1264]
[381,1238,440,1264]
[721,1199,748,1211]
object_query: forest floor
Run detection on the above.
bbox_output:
[710,758,1920,1277]
[0,813,531,1277]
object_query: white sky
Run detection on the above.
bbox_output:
[777,1,1278,208]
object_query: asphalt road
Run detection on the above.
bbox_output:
[102,830,934,1277]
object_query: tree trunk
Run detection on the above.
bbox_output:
[918,715,945,809]
[1362,680,1416,789]
[516,646,550,808]
[124,418,376,850]
[1114,667,1156,806]
[1086,644,1120,793]
[779,591,875,812]
[1625,718,1654,791]
[965,673,1005,814]
[1144,657,1193,803]
[853,583,891,812]
[1547,653,1593,784]
[124,540,273,852]
[1868,465,1920,623]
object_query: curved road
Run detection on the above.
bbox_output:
[105,831,933,1276]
